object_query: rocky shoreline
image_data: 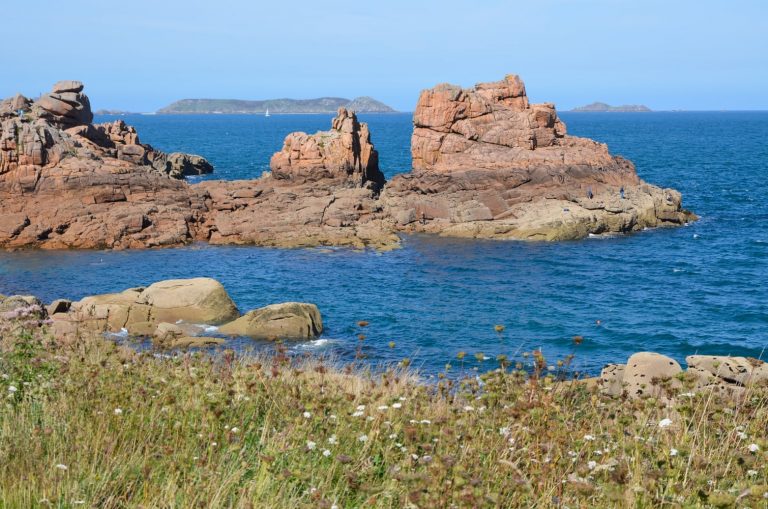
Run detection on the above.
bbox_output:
[0,76,695,251]
[2,276,763,402]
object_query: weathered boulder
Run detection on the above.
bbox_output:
[619,352,682,399]
[0,295,48,335]
[686,355,768,387]
[382,74,696,241]
[219,302,322,339]
[136,278,240,324]
[153,322,185,344]
[164,336,225,349]
[58,278,239,335]
[598,363,626,397]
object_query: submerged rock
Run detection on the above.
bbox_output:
[219,302,323,339]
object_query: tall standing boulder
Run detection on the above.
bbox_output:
[270,108,385,190]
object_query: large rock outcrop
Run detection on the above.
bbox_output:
[0,82,213,249]
[381,74,696,240]
[0,77,695,251]
[192,108,396,249]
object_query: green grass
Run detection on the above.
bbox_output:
[1,319,767,508]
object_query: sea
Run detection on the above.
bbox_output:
[1,111,766,376]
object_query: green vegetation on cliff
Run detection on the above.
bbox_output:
[158,96,396,114]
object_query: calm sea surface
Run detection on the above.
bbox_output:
[1,112,767,374]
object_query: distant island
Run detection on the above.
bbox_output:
[571,102,651,112]
[157,96,396,114]
[95,109,136,115]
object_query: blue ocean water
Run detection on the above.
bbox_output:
[1,112,767,375]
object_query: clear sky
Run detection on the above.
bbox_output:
[4,0,767,112]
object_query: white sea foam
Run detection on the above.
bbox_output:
[294,338,334,350]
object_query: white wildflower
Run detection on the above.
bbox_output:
[748,469,758,476]
[392,403,402,409]
[658,418,673,428]
[587,460,597,470]
[389,433,398,440]
[230,427,240,434]
[358,434,368,443]
[670,448,678,456]
[737,431,748,440]
[7,386,17,393]
[327,435,338,445]
[306,441,317,450]
[352,411,364,417]
[420,419,431,425]
[113,408,123,415]
[749,443,760,453]
[356,405,366,411]
[583,434,595,441]
[398,397,407,401]
[322,449,331,457]
[499,427,510,436]
[55,464,68,471]
[303,411,311,419]
[377,405,388,411]
[463,406,475,412]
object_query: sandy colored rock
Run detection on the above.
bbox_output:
[61,278,239,335]
[599,363,626,397]
[623,352,682,399]
[164,336,225,349]
[686,355,768,387]
[219,302,323,339]
[136,278,240,324]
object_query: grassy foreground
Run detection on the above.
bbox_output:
[1,322,768,508]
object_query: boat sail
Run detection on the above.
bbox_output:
[265,108,270,117]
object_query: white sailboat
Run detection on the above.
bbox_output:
[265,108,270,118]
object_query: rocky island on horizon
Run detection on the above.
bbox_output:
[157,96,397,114]
[571,101,652,112]
[0,76,695,251]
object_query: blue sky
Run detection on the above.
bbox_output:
[5,0,767,111]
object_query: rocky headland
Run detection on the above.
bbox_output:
[381,75,693,240]
[0,76,695,251]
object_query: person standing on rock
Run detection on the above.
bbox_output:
[620,186,625,199]
[587,187,594,200]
